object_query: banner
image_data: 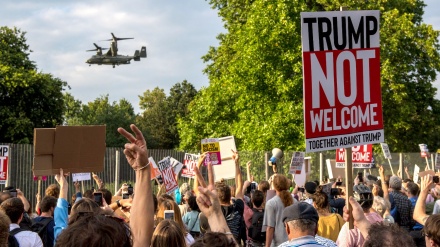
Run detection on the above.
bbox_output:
[201,138,221,165]
[289,152,305,175]
[157,157,178,194]
[380,143,392,159]
[181,153,199,178]
[72,173,91,182]
[335,144,374,168]
[301,10,383,152]
[0,145,9,184]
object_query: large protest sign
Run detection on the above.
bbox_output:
[157,157,178,194]
[72,173,91,182]
[201,138,221,165]
[0,146,9,185]
[212,136,237,181]
[419,144,429,158]
[181,153,199,178]
[289,152,305,175]
[335,145,374,168]
[301,10,383,152]
[380,143,392,159]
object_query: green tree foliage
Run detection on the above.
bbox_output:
[137,81,197,149]
[0,27,67,143]
[178,0,440,152]
[64,94,136,147]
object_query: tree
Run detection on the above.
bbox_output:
[178,0,440,152]
[0,26,67,143]
[64,94,136,147]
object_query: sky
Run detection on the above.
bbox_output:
[0,1,439,114]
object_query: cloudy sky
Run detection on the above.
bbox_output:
[1,1,439,113]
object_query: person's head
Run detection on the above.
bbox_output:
[0,210,10,247]
[69,198,101,224]
[389,176,402,191]
[251,190,264,208]
[191,231,237,247]
[151,220,186,247]
[179,183,190,197]
[215,181,232,204]
[273,174,293,207]
[157,199,186,234]
[282,202,319,239]
[372,196,390,218]
[83,189,94,200]
[182,191,192,204]
[45,184,60,198]
[312,187,329,211]
[0,192,11,204]
[40,196,57,215]
[258,181,270,195]
[424,214,440,247]
[56,213,132,247]
[363,222,415,247]
[97,189,112,205]
[304,181,317,196]
[187,196,199,212]
[0,198,24,224]
[405,182,419,197]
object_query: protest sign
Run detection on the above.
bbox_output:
[436,150,440,170]
[335,145,374,168]
[213,136,237,181]
[157,157,178,194]
[201,138,221,165]
[293,164,306,187]
[414,165,420,183]
[149,157,162,181]
[72,173,91,182]
[0,145,9,185]
[301,10,383,152]
[419,144,429,158]
[181,153,199,178]
[170,157,184,176]
[289,152,305,175]
[380,143,392,159]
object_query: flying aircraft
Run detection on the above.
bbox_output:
[86,33,147,68]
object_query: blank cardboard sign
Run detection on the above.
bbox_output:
[212,136,237,181]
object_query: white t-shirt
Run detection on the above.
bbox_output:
[433,200,440,214]
[9,224,43,247]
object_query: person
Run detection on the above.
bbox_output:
[263,174,295,247]
[32,196,56,247]
[0,198,43,247]
[388,175,414,231]
[405,182,425,247]
[45,184,60,199]
[303,181,317,205]
[278,202,324,247]
[152,219,186,247]
[242,181,265,246]
[0,210,10,247]
[182,195,201,239]
[312,187,344,242]
[191,231,237,247]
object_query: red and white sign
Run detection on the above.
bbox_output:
[289,152,305,175]
[149,157,162,181]
[301,10,384,152]
[181,153,199,178]
[157,157,178,194]
[0,145,9,184]
[419,144,429,158]
[335,144,374,168]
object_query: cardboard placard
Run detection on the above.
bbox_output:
[436,151,440,170]
[149,157,162,180]
[33,126,106,176]
[326,159,345,179]
[0,145,9,184]
[289,152,305,175]
[181,153,199,178]
[212,136,237,181]
[293,164,306,187]
[380,143,392,159]
[72,173,91,182]
[157,157,178,194]
[414,165,420,183]
[170,157,184,176]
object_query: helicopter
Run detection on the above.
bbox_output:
[86,33,147,68]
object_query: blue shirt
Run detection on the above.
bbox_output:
[54,198,68,244]
[409,197,423,230]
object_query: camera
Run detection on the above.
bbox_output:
[336,181,342,186]
[122,193,130,199]
[357,172,363,183]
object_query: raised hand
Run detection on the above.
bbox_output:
[117,124,148,171]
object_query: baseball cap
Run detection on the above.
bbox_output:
[282,202,319,223]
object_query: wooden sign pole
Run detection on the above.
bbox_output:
[345,148,354,229]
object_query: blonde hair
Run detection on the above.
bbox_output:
[156,199,187,234]
[152,220,186,247]
[372,196,390,217]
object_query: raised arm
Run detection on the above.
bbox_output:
[246,161,252,182]
[118,124,153,247]
[92,172,105,189]
[193,153,207,195]
[414,175,432,225]
[379,165,390,202]
[233,150,243,200]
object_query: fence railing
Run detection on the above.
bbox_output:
[0,143,435,210]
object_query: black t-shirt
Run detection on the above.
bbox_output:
[221,198,244,239]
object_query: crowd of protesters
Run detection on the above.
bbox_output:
[1,124,440,247]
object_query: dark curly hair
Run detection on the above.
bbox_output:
[363,222,415,247]
[191,232,237,247]
[188,195,199,211]
[215,181,231,204]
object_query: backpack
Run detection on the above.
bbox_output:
[8,228,26,247]
[248,208,265,243]
[31,217,53,246]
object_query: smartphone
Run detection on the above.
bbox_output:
[336,181,343,186]
[164,210,174,220]
[127,185,133,195]
[357,172,363,183]
[298,187,305,193]
[93,192,103,206]
[122,193,130,199]
[9,190,17,198]
[433,176,439,184]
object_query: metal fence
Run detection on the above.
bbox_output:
[0,143,436,210]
